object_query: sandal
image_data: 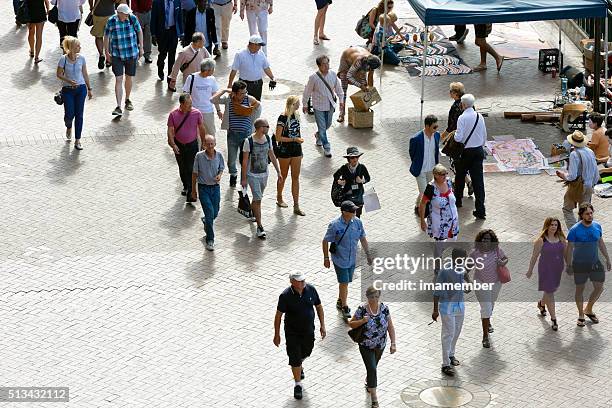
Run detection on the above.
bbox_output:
[319,34,330,40]
[497,56,505,72]
[313,38,320,45]
[34,58,43,64]
[577,318,586,327]
[337,115,345,123]
[293,206,306,216]
[29,50,34,58]
[537,300,547,316]
[585,313,599,324]
[551,318,558,331]
[482,337,490,348]
[276,201,288,208]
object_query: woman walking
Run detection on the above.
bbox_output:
[526,218,566,331]
[312,0,331,45]
[56,36,93,150]
[27,0,50,63]
[333,147,371,218]
[349,286,397,408]
[470,229,508,348]
[418,164,459,241]
[51,0,85,47]
[365,0,393,45]
[275,96,305,216]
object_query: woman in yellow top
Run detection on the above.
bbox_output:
[587,113,609,162]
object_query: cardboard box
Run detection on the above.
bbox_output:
[350,88,381,112]
[348,107,373,128]
[580,39,612,72]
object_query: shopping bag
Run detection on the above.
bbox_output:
[237,188,253,218]
[363,187,381,213]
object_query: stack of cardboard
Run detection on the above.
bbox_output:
[348,88,381,129]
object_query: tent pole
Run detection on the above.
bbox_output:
[558,20,563,72]
[605,11,609,119]
[420,25,428,124]
[379,0,388,91]
[594,18,602,112]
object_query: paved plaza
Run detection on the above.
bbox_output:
[1,0,612,407]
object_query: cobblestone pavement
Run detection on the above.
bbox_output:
[1,0,612,407]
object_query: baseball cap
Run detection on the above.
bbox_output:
[289,271,306,281]
[340,200,358,213]
[248,34,266,46]
[116,4,132,14]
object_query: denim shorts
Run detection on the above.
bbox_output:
[334,264,356,284]
[247,174,268,201]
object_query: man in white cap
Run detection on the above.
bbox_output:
[274,271,326,400]
[103,4,144,116]
[556,130,599,229]
[226,34,275,101]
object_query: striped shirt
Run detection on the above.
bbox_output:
[567,147,599,187]
[104,14,142,60]
[302,70,344,112]
[228,95,253,133]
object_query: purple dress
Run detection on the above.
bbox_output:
[538,239,565,293]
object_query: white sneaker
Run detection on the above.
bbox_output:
[205,241,215,251]
[324,149,332,158]
[256,226,266,238]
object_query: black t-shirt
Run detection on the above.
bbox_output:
[275,114,303,158]
[277,284,321,335]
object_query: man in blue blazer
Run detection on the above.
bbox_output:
[409,114,441,214]
[151,0,184,85]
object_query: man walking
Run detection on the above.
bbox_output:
[103,4,144,116]
[132,0,154,63]
[566,204,611,327]
[211,0,237,50]
[211,80,261,187]
[556,130,599,229]
[274,271,326,400]
[170,32,211,91]
[432,248,468,377]
[240,118,282,239]
[302,55,344,158]
[184,58,221,136]
[227,35,276,101]
[409,114,441,214]
[322,200,373,320]
[192,134,224,251]
[151,0,184,85]
[453,94,487,219]
[90,0,117,69]
[167,93,206,202]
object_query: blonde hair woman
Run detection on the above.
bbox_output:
[56,36,93,150]
[526,217,567,331]
[275,95,305,215]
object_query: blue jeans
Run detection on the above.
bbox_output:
[62,85,87,139]
[198,184,221,242]
[227,129,250,176]
[314,109,334,150]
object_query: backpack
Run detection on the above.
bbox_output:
[238,135,272,170]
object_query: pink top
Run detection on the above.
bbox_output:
[167,108,203,144]
[471,247,506,284]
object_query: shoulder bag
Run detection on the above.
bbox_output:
[48,0,59,25]
[84,0,101,26]
[54,57,68,105]
[355,8,376,39]
[565,150,584,202]
[172,111,192,134]
[496,248,511,283]
[329,221,350,254]
[315,72,337,103]
[441,113,479,160]
[180,49,200,72]
[347,305,368,343]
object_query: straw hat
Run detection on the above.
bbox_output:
[566,130,587,148]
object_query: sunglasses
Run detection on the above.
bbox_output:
[367,294,380,299]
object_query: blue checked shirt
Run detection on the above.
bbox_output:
[104,14,142,60]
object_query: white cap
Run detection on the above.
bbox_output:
[116,4,132,14]
[248,34,265,46]
[289,271,306,281]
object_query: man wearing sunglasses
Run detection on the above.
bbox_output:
[409,114,441,215]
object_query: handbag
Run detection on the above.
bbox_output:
[84,0,101,26]
[54,57,68,106]
[16,0,31,25]
[348,322,366,343]
[180,49,200,72]
[355,11,374,39]
[237,188,253,218]
[565,150,585,202]
[48,0,59,24]
[441,113,480,160]
[496,248,511,284]
[329,222,350,254]
[272,116,291,157]
[331,177,345,207]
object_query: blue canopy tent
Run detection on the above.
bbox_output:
[403,0,609,121]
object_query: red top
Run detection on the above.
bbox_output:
[131,0,153,13]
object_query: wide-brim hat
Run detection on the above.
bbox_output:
[567,130,587,148]
[343,146,364,158]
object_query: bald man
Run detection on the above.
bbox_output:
[336,47,380,122]
[192,134,225,250]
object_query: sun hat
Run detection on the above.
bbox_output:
[343,146,363,158]
[566,130,587,148]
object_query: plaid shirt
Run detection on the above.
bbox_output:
[104,14,142,60]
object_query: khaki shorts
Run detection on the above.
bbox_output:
[90,15,111,38]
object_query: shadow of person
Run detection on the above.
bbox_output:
[0,25,28,52]
[158,196,198,237]
[10,60,42,90]
[46,141,83,184]
[185,251,217,287]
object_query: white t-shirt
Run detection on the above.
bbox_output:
[183,74,219,114]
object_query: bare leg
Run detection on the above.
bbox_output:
[474,37,502,71]
[575,284,585,319]
[115,75,124,107]
[34,23,44,61]
[95,37,104,56]
[585,282,604,315]
[27,24,35,55]
[291,365,301,382]
[319,6,328,38]
[481,317,490,340]
[276,158,291,205]
[290,157,302,206]
[543,292,556,320]
[125,75,133,100]
[251,200,262,227]
[339,282,348,307]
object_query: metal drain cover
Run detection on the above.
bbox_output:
[401,380,491,408]
[419,386,473,407]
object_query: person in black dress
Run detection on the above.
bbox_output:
[333,146,371,218]
[27,0,50,63]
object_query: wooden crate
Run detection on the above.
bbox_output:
[348,107,373,128]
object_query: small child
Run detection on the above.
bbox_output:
[369,12,403,66]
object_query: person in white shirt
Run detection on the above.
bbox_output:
[51,0,86,46]
[453,93,487,219]
[226,34,275,101]
[302,55,344,157]
[183,58,222,136]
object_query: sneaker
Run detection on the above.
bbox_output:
[314,132,322,146]
[98,55,105,70]
[336,298,342,310]
[125,99,134,111]
[441,366,455,376]
[256,226,266,239]
[473,211,486,220]
[74,141,83,150]
[324,149,332,158]
[488,324,494,333]
[144,56,153,64]
[181,188,187,196]
[449,356,460,366]
[342,306,351,319]
[205,241,215,251]
[112,106,123,116]
[213,45,221,56]
[293,384,302,400]
[229,175,237,188]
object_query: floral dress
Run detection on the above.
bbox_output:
[423,178,459,240]
[353,303,390,349]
